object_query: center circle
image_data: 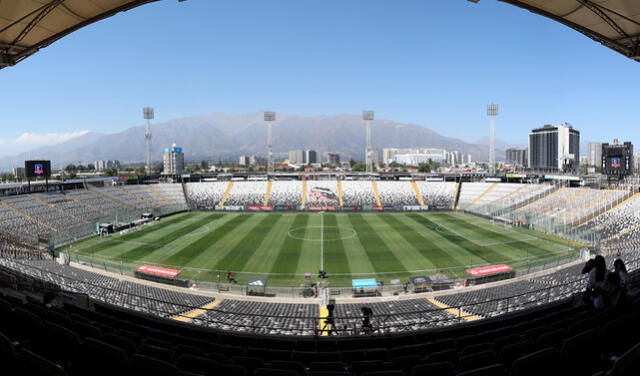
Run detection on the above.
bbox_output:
[287,226,357,242]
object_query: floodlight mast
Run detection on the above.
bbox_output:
[487,104,498,175]
[143,107,154,175]
[363,111,374,173]
[264,111,276,175]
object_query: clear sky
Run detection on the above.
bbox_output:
[1,0,639,157]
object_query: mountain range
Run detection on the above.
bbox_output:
[0,112,521,170]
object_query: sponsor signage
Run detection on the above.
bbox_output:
[308,206,336,211]
[506,173,527,179]
[466,264,513,277]
[247,205,274,211]
[136,265,182,278]
[215,205,244,211]
[403,205,428,211]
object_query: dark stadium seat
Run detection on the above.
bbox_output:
[498,340,535,368]
[178,354,218,374]
[456,364,508,376]
[269,360,306,374]
[410,361,455,376]
[15,348,68,376]
[351,360,386,376]
[74,337,129,376]
[458,349,499,372]
[255,368,299,376]
[509,347,561,376]
[130,353,179,376]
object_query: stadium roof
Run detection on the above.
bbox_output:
[496,0,640,61]
[0,0,161,69]
[1,1,639,70]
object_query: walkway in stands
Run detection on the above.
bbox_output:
[411,181,426,206]
[148,184,174,206]
[371,181,382,207]
[263,181,273,206]
[465,183,497,210]
[218,182,234,206]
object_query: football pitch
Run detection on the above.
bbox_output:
[65,211,579,287]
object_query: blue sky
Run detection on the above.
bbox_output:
[1,0,639,157]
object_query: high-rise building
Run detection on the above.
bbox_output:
[163,144,184,175]
[528,124,580,172]
[327,152,340,165]
[12,167,25,179]
[588,143,603,167]
[94,160,121,171]
[505,149,528,167]
[238,155,250,166]
[383,148,447,165]
[288,150,306,164]
[305,150,318,164]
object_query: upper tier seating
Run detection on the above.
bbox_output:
[415,182,457,209]
[268,181,303,206]
[377,181,418,207]
[341,181,377,207]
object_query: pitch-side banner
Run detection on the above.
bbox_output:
[247,205,274,211]
[136,265,182,278]
[466,264,512,277]
[215,205,244,211]
[403,205,429,211]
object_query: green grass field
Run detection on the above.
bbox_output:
[64,211,579,287]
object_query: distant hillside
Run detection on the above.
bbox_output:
[0,112,501,169]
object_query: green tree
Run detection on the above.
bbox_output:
[352,163,366,172]
[200,160,209,171]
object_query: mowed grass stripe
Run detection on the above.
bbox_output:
[269,214,309,274]
[347,213,405,273]
[79,212,197,255]
[160,214,251,266]
[407,213,513,265]
[213,214,284,271]
[322,214,350,273]
[379,214,456,269]
[119,214,224,260]
[438,213,554,257]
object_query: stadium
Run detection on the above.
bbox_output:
[1,1,640,376]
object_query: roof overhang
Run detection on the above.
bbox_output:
[495,0,640,61]
[0,0,162,69]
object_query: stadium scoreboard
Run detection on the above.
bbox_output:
[25,160,51,179]
[602,141,633,176]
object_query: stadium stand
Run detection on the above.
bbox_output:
[185,182,228,210]
[0,249,638,375]
[268,181,303,206]
[224,181,269,206]
[376,181,419,207]
[415,182,457,209]
[341,181,378,207]
[306,181,340,208]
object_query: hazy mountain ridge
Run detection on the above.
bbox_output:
[0,112,502,169]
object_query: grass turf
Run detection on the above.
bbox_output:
[64,211,579,287]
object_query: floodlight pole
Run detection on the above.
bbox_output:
[363,111,374,173]
[487,104,498,175]
[264,111,276,176]
[143,107,154,175]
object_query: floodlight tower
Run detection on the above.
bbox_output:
[487,104,498,175]
[363,111,374,173]
[143,107,154,175]
[264,111,276,175]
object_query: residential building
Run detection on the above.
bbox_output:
[162,144,185,175]
[528,123,580,171]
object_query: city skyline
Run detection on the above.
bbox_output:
[1,0,639,158]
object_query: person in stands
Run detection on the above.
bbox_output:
[614,258,628,289]
[606,272,628,310]
[587,255,609,309]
